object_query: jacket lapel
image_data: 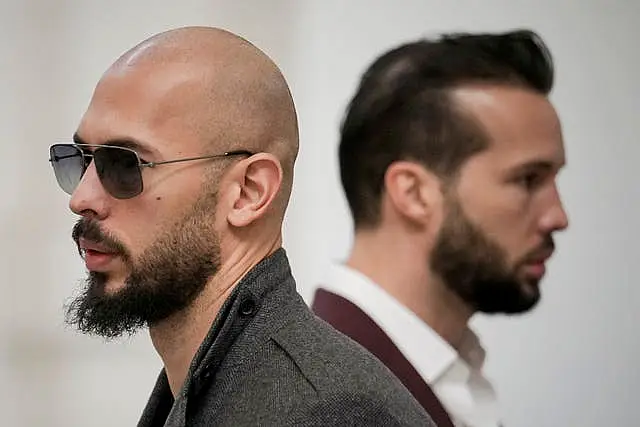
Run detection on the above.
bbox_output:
[137,370,175,427]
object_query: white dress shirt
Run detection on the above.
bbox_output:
[321,262,503,427]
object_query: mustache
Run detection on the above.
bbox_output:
[524,235,555,263]
[72,218,129,258]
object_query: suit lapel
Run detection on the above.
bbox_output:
[312,288,455,427]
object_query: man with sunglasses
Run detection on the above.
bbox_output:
[49,27,434,426]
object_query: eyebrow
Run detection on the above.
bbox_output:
[72,132,156,157]
[511,159,565,176]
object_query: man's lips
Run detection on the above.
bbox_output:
[78,238,119,271]
[530,248,554,264]
[523,249,554,279]
[524,262,546,280]
[78,237,116,254]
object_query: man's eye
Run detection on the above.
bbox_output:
[516,173,541,190]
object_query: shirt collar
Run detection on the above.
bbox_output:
[322,261,486,383]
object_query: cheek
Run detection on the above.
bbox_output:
[114,196,190,256]
[456,163,542,262]
[463,193,534,261]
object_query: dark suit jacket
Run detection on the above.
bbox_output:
[137,249,436,427]
[312,287,455,427]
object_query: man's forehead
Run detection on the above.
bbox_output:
[452,85,565,168]
[451,84,558,124]
[470,133,566,173]
[76,66,208,157]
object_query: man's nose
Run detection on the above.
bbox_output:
[539,186,569,234]
[69,161,110,220]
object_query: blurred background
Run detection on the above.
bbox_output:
[1,0,637,426]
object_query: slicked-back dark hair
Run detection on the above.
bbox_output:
[339,29,554,228]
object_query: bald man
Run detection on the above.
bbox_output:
[48,27,435,426]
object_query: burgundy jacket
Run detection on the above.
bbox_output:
[312,287,455,427]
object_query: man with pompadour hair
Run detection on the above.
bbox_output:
[313,29,569,427]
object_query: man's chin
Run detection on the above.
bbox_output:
[501,286,541,315]
[103,278,129,296]
[65,287,147,340]
[471,279,541,315]
[86,271,128,296]
[520,276,542,301]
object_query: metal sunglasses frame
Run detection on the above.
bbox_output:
[50,143,253,168]
[49,143,254,197]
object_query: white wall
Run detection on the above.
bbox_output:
[1,1,637,426]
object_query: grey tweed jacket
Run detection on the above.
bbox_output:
[137,248,436,427]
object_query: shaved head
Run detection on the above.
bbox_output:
[65,26,299,338]
[97,26,299,214]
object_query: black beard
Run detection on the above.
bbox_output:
[65,192,220,339]
[430,196,553,315]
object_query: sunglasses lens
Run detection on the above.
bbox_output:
[50,144,85,195]
[94,147,143,199]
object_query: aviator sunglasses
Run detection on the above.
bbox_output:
[49,143,253,199]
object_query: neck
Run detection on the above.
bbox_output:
[347,226,473,348]
[149,234,282,397]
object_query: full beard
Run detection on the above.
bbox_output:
[430,195,553,315]
[65,192,220,339]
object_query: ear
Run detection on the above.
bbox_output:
[383,161,440,224]
[227,153,283,227]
